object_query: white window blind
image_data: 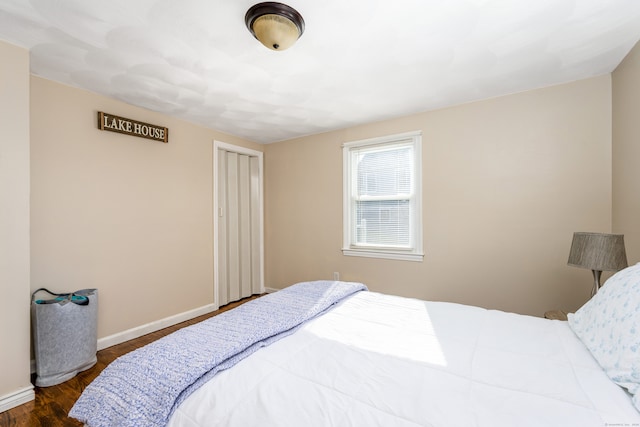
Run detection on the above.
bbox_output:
[343,131,423,261]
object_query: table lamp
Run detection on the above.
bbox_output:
[567,232,628,296]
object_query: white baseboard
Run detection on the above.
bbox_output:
[264,287,279,293]
[0,386,34,413]
[97,303,219,351]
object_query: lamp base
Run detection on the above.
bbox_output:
[591,269,602,296]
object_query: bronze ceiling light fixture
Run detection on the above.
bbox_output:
[245,2,305,51]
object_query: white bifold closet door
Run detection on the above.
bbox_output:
[217,149,261,306]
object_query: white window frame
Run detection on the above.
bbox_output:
[342,131,423,262]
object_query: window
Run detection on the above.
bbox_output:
[342,131,423,261]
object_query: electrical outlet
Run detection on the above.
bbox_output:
[333,272,340,281]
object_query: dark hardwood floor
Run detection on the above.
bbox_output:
[0,296,260,427]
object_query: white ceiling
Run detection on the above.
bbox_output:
[1,0,640,144]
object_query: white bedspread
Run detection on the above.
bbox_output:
[169,291,640,427]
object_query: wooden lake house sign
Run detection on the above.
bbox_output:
[98,112,168,143]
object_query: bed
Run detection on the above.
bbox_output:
[70,266,640,427]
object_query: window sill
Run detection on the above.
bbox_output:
[342,248,424,262]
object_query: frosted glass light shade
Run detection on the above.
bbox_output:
[252,14,299,50]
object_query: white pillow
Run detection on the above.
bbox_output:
[568,263,640,410]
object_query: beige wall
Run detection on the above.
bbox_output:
[0,41,32,405]
[613,42,640,263]
[30,77,261,338]
[265,76,613,316]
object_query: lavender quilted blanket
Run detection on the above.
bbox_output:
[69,280,367,427]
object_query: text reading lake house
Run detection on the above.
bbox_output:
[98,112,168,143]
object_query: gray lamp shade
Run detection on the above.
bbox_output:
[567,232,628,272]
